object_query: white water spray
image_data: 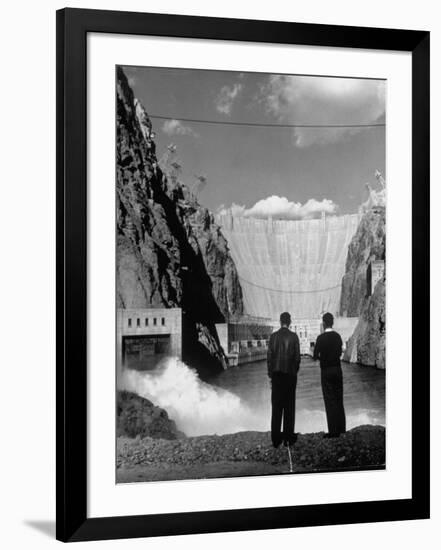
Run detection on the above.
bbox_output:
[118,358,384,436]
[119,357,261,436]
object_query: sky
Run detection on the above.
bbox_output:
[122,65,386,218]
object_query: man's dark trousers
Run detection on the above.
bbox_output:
[321,366,346,435]
[271,372,297,446]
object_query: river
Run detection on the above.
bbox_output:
[206,357,385,434]
[121,356,385,436]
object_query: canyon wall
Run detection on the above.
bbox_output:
[216,213,360,320]
[116,67,243,372]
[340,208,386,316]
[341,207,386,368]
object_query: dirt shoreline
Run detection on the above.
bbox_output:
[116,425,385,483]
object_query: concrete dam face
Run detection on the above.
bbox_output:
[216,213,360,321]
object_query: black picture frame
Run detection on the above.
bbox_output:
[56,7,430,542]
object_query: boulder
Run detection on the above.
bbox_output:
[117,390,185,440]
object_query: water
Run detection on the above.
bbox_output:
[120,359,255,436]
[207,356,385,434]
[120,356,385,437]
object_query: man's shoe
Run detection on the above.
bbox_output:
[283,433,298,446]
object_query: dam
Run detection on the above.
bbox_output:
[116,212,362,372]
[216,211,361,321]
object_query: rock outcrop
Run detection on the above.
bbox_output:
[340,207,386,368]
[340,208,385,317]
[116,67,243,372]
[344,278,386,368]
[117,391,184,440]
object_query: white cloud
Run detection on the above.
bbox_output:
[217,203,247,218]
[218,196,338,221]
[215,83,243,115]
[260,75,385,147]
[162,119,198,137]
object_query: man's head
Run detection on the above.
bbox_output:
[322,312,334,329]
[280,312,291,327]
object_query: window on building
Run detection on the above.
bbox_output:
[153,318,157,326]
[136,318,140,327]
[161,317,165,326]
[128,318,132,327]
[145,318,149,327]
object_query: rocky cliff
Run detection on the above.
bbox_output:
[340,207,386,368]
[116,67,243,372]
[344,278,386,368]
[340,208,385,317]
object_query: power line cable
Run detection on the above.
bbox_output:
[151,114,385,129]
[238,276,341,294]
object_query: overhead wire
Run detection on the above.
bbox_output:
[150,114,385,129]
[238,276,341,294]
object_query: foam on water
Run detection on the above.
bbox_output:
[119,357,262,436]
[119,357,384,436]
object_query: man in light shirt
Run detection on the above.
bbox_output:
[313,312,346,438]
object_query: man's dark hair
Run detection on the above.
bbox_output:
[322,312,334,328]
[280,312,291,326]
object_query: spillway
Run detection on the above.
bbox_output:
[216,213,360,320]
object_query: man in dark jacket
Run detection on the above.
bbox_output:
[267,312,300,447]
[313,312,346,438]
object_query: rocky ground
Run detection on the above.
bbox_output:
[116,425,385,482]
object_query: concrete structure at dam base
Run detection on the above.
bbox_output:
[215,316,359,367]
[116,308,359,371]
[215,316,274,367]
[288,316,359,356]
[117,308,182,372]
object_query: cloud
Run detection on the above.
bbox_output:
[215,83,243,115]
[162,119,198,137]
[218,196,338,220]
[259,75,385,147]
[217,203,247,218]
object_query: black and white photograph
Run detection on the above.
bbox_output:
[115,65,386,483]
[0,0,435,546]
